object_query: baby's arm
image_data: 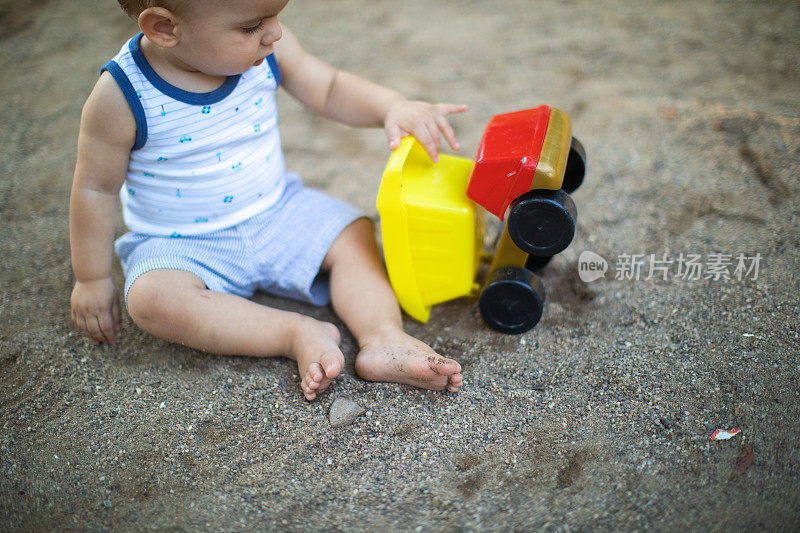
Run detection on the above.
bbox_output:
[69,73,135,344]
[274,25,466,161]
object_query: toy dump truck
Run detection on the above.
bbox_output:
[377,105,586,334]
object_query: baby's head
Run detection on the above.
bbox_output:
[116,0,188,18]
[118,0,289,77]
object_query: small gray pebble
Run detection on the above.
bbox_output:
[329,398,365,428]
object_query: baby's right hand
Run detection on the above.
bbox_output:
[71,278,121,344]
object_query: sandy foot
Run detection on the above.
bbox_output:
[293,320,344,401]
[354,328,463,392]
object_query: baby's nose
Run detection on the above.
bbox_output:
[262,19,282,45]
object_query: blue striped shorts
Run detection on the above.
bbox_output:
[114,173,364,306]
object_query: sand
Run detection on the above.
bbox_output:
[1,0,799,530]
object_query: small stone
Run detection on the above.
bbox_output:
[329,398,365,428]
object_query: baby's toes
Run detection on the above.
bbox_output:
[301,364,323,395]
[319,352,344,379]
[447,359,463,374]
[430,356,461,376]
[307,362,325,385]
[445,373,463,391]
[300,379,316,400]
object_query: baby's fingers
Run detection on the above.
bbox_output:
[415,122,442,162]
[71,309,92,342]
[96,311,119,344]
[435,103,468,117]
[75,308,118,344]
[434,103,467,151]
[435,114,461,151]
[111,296,122,335]
[386,123,403,151]
[80,315,103,345]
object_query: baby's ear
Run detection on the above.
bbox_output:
[138,7,180,48]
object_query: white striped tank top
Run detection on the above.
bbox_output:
[103,33,286,236]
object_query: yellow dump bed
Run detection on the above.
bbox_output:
[376,138,485,322]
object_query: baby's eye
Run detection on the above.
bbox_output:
[242,20,265,34]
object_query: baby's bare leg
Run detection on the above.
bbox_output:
[323,219,463,392]
[126,269,343,400]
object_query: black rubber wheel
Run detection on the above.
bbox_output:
[562,137,586,194]
[478,266,546,334]
[507,189,577,256]
[525,254,553,271]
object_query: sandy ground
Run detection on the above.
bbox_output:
[1,0,799,530]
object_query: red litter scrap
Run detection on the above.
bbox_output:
[710,428,741,441]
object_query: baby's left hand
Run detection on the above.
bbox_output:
[384,100,467,161]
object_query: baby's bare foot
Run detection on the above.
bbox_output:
[291,318,344,401]
[355,328,462,392]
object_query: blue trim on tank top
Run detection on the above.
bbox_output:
[102,60,148,150]
[266,54,281,86]
[128,33,240,106]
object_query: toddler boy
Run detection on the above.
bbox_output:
[70,0,466,400]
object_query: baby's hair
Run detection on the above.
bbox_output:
[116,0,188,17]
